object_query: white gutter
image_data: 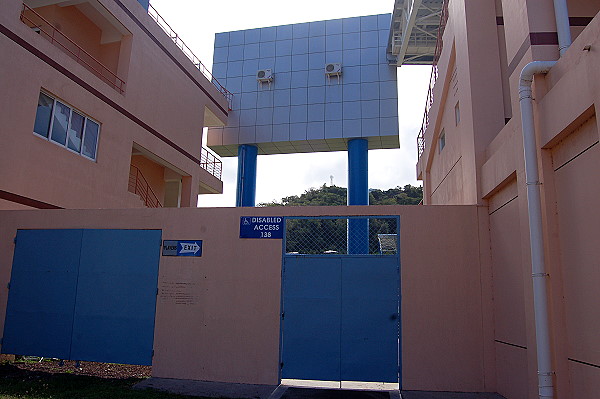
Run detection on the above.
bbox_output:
[517,2,572,399]
[519,60,556,399]
[553,0,572,56]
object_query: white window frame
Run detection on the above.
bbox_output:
[34,91,100,161]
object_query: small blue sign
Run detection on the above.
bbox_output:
[240,217,284,239]
[162,240,202,257]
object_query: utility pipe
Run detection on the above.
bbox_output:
[519,61,556,399]
[517,2,570,398]
[552,0,572,56]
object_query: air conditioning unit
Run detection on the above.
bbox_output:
[256,69,273,82]
[325,63,342,76]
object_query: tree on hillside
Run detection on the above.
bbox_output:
[258,184,422,207]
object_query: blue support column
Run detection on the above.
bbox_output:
[347,138,369,254]
[236,144,258,207]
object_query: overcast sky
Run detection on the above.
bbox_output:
[148,0,431,206]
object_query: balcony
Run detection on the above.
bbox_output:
[416,0,449,158]
[128,164,162,208]
[200,147,222,181]
[147,3,233,109]
[130,144,223,207]
[20,1,128,94]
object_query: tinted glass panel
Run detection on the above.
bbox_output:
[50,101,70,146]
[67,111,84,152]
[82,120,99,160]
[34,93,54,138]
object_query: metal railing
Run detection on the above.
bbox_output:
[147,4,233,110]
[200,147,222,180]
[20,3,126,94]
[417,0,449,158]
[128,165,163,208]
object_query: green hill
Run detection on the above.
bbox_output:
[258,184,423,207]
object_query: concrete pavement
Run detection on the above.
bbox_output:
[134,378,507,399]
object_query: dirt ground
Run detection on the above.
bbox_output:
[5,357,151,379]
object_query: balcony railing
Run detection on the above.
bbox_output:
[200,147,222,180]
[417,0,449,158]
[20,3,126,94]
[128,165,163,208]
[147,4,233,110]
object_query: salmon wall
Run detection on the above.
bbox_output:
[0,204,490,389]
[0,0,227,209]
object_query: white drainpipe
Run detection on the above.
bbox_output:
[553,0,572,56]
[518,2,572,399]
[519,60,557,399]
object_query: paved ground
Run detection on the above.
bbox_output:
[278,387,391,398]
[400,392,505,399]
[135,378,506,399]
[134,378,278,398]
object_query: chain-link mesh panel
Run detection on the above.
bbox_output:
[284,216,399,255]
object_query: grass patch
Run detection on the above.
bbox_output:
[0,363,230,399]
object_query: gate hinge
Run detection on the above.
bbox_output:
[281,312,284,320]
[6,282,10,290]
[13,236,17,244]
[280,362,284,369]
[156,288,159,296]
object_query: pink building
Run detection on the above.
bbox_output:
[414,0,600,398]
[0,0,228,210]
[0,1,599,399]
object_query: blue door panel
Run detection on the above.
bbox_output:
[341,256,399,382]
[2,230,82,358]
[281,253,400,384]
[282,257,341,381]
[3,229,161,366]
[70,229,161,366]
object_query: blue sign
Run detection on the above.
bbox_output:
[162,240,202,257]
[240,217,284,239]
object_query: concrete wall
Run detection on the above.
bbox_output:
[0,204,490,390]
[417,1,600,397]
[0,0,227,210]
[488,179,529,399]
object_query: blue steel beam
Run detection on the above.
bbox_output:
[347,138,369,254]
[236,144,258,207]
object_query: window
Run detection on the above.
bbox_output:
[439,129,446,152]
[455,102,460,125]
[33,92,100,161]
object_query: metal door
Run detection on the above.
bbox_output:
[281,254,400,383]
[70,229,161,365]
[2,229,161,365]
[2,229,82,359]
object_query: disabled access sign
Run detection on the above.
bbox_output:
[240,216,284,239]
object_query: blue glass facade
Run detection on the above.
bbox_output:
[207,14,399,157]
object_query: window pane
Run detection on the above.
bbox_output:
[33,93,54,138]
[82,120,99,160]
[50,101,70,146]
[67,111,84,152]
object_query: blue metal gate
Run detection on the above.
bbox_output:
[2,229,161,365]
[281,216,400,385]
